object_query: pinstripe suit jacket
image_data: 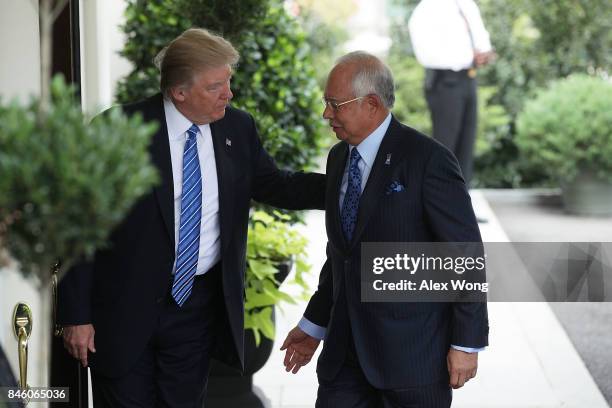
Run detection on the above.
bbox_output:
[304,116,489,389]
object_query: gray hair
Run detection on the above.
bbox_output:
[155,28,239,99]
[336,51,395,109]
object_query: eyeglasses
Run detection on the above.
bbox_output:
[322,96,365,111]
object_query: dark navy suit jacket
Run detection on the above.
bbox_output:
[58,93,325,378]
[304,116,489,389]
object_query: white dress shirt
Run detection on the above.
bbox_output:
[163,98,221,276]
[408,0,492,71]
[338,114,392,209]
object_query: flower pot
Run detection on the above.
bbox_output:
[205,309,276,408]
[561,170,612,216]
[205,261,292,407]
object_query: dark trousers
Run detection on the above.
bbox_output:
[316,331,452,408]
[92,265,222,408]
[425,69,477,185]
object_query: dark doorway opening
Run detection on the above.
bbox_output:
[48,1,88,407]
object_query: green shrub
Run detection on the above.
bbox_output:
[245,211,310,344]
[115,1,189,102]
[516,74,612,183]
[478,0,612,186]
[230,3,328,170]
[0,76,158,283]
[387,55,431,135]
[387,55,512,187]
[116,0,327,173]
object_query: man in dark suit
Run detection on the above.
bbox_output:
[58,28,325,407]
[281,51,488,407]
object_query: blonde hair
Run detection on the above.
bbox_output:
[155,28,239,98]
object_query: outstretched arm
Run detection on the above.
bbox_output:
[248,115,326,210]
[281,246,333,374]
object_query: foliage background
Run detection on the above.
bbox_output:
[116,0,327,173]
[515,74,612,183]
[244,211,310,344]
[387,0,612,187]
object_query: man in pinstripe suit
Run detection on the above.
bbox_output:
[281,52,489,407]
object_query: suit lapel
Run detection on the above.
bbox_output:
[148,95,176,249]
[326,143,349,251]
[210,119,234,256]
[349,117,407,249]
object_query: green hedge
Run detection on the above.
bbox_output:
[516,74,612,183]
[116,0,327,173]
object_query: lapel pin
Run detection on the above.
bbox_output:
[226,138,232,147]
[385,153,392,166]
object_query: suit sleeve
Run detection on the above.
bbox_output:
[423,146,489,348]
[57,261,93,325]
[248,115,326,210]
[303,243,334,328]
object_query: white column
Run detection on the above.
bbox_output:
[0,0,41,101]
[80,0,132,116]
[0,0,49,391]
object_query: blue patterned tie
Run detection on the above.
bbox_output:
[171,124,202,307]
[341,148,362,242]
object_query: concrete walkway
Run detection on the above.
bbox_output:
[253,191,609,407]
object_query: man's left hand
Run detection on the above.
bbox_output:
[447,348,478,389]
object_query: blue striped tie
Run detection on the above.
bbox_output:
[172,124,202,307]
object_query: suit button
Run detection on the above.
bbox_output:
[156,297,164,304]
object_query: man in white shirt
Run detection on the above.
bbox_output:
[408,0,495,185]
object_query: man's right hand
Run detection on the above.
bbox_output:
[474,50,496,67]
[280,326,321,374]
[62,324,96,368]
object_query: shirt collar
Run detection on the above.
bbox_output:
[163,97,200,141]
[351,113,392,169]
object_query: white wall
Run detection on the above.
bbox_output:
[0,0,41,101]
[107,0,133,103]
[0,0,49,390]
[0,0,132,111]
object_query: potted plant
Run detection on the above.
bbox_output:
[0,0,159,395]
[0,75,159,393]
[516,74,612,216]
[0,78,159,283]
[206,210,311,408]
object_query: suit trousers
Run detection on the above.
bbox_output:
[316,328,452,408]
[91,264,222,408]
[425,69,477,185]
